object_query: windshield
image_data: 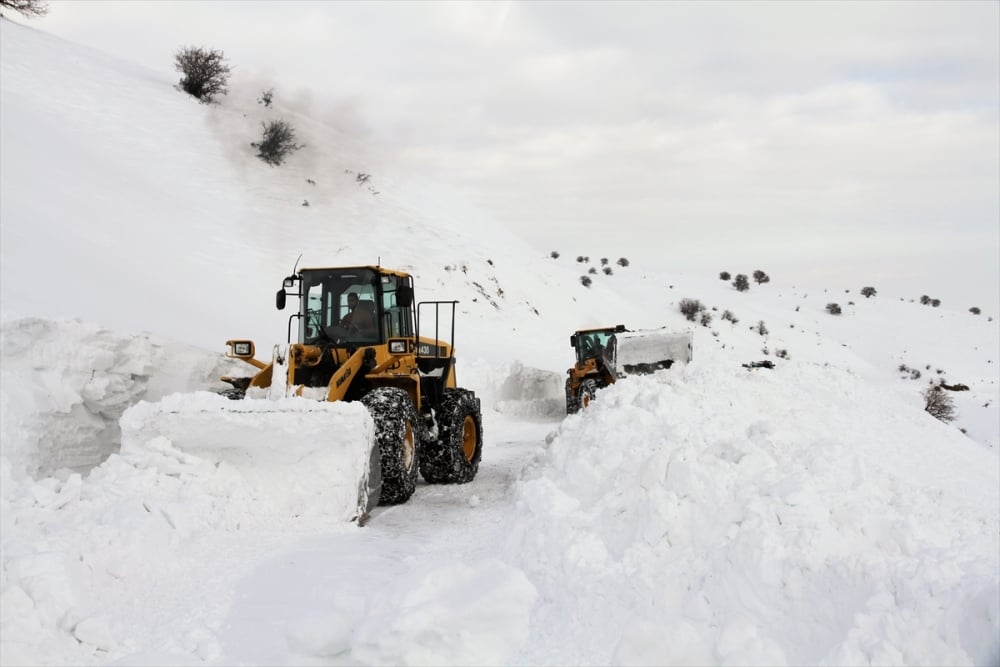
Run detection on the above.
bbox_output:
[298,268,380,344]
[296,268,414,345]
[576,329,617,365]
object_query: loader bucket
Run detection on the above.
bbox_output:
[614,329,693,377]
[119,391,380,525]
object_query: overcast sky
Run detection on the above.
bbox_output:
[31,0,1000,306]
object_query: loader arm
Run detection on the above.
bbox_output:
[323,347,372,402]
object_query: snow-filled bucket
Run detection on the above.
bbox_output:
[119,391,378,524]
[614,329,693,376]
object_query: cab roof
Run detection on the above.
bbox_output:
[299,265,412,280]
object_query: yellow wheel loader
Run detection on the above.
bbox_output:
[565,324,693,414]
[122,265,483,524]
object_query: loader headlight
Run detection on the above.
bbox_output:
[283,277,296,288]
[234,342,252,355]
[389,340,408,354]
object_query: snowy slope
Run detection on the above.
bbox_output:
[1,18,998,667]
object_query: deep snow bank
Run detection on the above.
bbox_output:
[507,363,1000,666]
[0,318,552,666]
[0,318,243,479]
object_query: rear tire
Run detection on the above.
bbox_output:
[419,388,483,484]
[578,379,598,410]
[361,387,420,505]
[565,378,580,414]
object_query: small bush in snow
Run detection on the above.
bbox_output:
[700,311,713,327]
[931,299,941,308]
[174,46,231,103]
[1,0,48,17]
[775,348,789,359]
[970,306,981,315]
[721,309,738,324]
[923,385,956,423]
[733,274,750,292]
[580,275,592,288]
[588,267,597,275]
[679,298,705,321]
[719,271,731,281]
[257,88,274,107]
[753,269,770,284]
[754,320,768,336]
[251,120,304,166]
[861,286,877,298]
[603,266,613,275]
[826,303,842,315]
[576,255,585,263]
[550,251,560,259]
[600,258,609,266]
[617,257,630,267]
[920,295,932,305]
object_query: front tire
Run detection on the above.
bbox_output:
[420,388,483,484]
[565,377,581,414]
[361,387,420,505]
[218,387,246,400]
[578,379,598,410]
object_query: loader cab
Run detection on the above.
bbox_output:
[281,267,415,346]
[570,325,626,366]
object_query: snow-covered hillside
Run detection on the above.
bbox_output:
[2,18,998,667]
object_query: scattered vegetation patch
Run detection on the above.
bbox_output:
[251,120,304,166]
[919,295,942,307]
[679,298,705,322]
[940,381,970,392]
[1,0,48,17]
[923,385,956,423]
[174,46,231,103]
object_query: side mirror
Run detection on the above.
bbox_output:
[397,285,413,308]
[276,289,286,311]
